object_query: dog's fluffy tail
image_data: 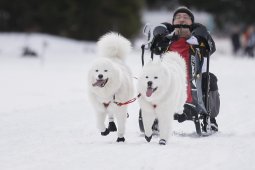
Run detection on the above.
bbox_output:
[97,32,131,60]
[162,51,187,71]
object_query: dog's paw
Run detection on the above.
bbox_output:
[159,139,166,145]
[108,122,117,132]
[101,128,110,136]
[145,135,152,142]
[116,137,125,142]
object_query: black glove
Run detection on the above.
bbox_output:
[192,23,216,55]
[152,23,174,37]
[149,23,173,55]
[153,25,168,37]
[150,34,170,55]
[161,23,174,33]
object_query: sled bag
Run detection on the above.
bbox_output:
[202,72,220,118]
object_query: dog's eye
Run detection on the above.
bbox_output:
[104,70,108,72]
[154,76,158,79]
[95,70,99,72]
[145,76,149,79]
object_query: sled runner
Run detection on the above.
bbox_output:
[139,23,220,136]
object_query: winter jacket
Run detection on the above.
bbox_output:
[167,23,216,104]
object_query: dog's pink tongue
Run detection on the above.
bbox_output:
[146,88,153,97]
[92,80,104,87]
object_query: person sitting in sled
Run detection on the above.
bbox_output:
[150,6,220,132]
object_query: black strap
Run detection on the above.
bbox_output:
[151,50,154,61]
[202,54,211,132]
[141,44,145,67]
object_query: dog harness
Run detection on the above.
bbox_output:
[114,93,141,106]
[102,94,141,108]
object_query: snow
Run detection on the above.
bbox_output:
[1,32,255,170]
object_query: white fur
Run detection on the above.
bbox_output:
[137,51,187,144]
[97,32,131,60]
[88,32,134,140]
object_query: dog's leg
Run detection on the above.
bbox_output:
[95,111,108,135]
[108,114,117,132]
[157,111,172,144]
[142,109,155,142]
[114,108,127,142]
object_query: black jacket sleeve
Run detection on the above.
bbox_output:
[192,23,216,56]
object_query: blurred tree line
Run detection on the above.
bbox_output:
[0,0,254,40]
[0,0,144,40]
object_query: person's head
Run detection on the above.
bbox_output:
[172,6,194,38]
[172,6,194,26]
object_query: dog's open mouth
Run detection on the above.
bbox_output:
[146,87,157,97]
[92,78,108,87]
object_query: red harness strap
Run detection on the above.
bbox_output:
[114,93,141,106]
[110,93,157,109]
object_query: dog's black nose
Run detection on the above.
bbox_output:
[98,74,103,79]
[147,81,153,87]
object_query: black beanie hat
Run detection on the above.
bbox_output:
[172,6,194,23]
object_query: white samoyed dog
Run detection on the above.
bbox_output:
[137,52,187,145]
[88,32,134,142]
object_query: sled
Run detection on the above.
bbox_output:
[138,24,217,136]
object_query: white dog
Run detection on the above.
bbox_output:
[88,32,134,142]
[137,52,187,145]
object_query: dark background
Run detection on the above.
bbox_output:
[0,0,254,40]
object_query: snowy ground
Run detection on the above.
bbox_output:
[0,33,255,170]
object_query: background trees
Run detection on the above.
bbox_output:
[0,0,144,40]
[0,0,254,40]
